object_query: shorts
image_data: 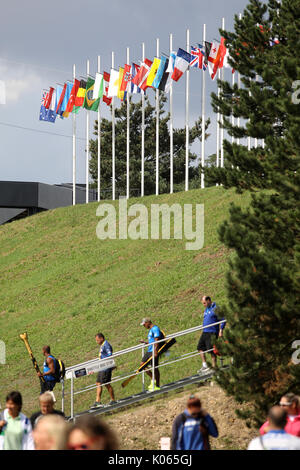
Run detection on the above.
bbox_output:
[197,332,218,356]
[96,368,112,385]
[142,351,159,367]
[40,380,56,394]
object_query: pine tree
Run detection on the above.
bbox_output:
[89,94,210,198]
[206,0,300,426]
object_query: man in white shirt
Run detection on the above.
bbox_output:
[248,406,300,450]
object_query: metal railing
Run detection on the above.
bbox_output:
[63,320,226,419]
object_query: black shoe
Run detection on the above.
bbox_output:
[90,402,104,409]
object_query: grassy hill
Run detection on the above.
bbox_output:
[0,187,251,416]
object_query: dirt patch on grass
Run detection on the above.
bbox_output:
[104,383,257,450]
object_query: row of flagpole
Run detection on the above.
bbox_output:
[71,17,252,206]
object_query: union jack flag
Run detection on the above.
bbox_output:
[190,46,204,69]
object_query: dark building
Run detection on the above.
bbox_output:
[0,181,97,225]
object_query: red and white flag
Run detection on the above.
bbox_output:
[103,72,112,106]
[120,64,132,92]
[132,58,152,91]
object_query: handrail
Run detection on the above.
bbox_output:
[64,319,226,418]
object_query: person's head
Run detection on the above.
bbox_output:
[95,333,105,346]
[6,391,22,417]
[140,318,152,329]
[201,296,212,308]
[187,395,202,418]
[67,415,118,450]
[267,406,287,430]
[42,345,51,356]
[39,392,55,415]
[33,414,69,450]
[279,393,300,416]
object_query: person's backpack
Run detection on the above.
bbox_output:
[176,412,210,450]
[53,357,66,383]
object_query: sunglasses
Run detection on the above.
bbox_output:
[279,402,292,406]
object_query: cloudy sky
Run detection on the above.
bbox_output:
[0,0,252,187]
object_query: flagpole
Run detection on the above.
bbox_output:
[86,59,90,204]
[185,29,190,192]
[237,13,241,147]
[216,68,220,170]
[231,71,235,145]
[97,55,101,201]
[72,64,76,206]
[169,33,174,194]
[201,23,206,189]
[156,38,160,196]
[141,42,145,198]
[220,18,225,168]
[254,74,258,149]
[126,47,130,200]
[112,51,116,201]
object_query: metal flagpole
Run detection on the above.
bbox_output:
[254,74,258,149]
[201,23,206,189]
[169,33,174,194]
[112,51,116,201]
[231,71,235,146]
[220,18,225,168]
[126,47,130,199]
[97,55,101,202]
[156,38,160,196]
[185,29,190,192]
[72,64,76,206]
[216,68,221,170]
[86,59,90,204]
[237,13,241,147]
[141,43,145,197]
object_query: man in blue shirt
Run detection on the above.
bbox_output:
[37,346,57,394]
[140,318,165,391]
[171,395,218,450]
[91,333,116,409]
[197,296,226,374]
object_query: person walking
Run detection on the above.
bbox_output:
[140,318,165,391]
[37,345,58,394]
[91,333,116,409]
[30,391,65,429]
[248,406,300,450]
[260,393,300,437]
[0,391,35,450]
[171,395,218,450]
[197,296,226,374]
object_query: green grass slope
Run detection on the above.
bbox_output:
[0,187,251,416]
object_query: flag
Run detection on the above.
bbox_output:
[204,41,212,69]
[44,87,54,109]
[171,48,192,82]
[132,58,152,91]
[129,63,143,94]
[120,64,132,92]
[39,91,56,123]
[56,83,67,115]
[190,46,204,69]
[74,80,87,108]
[207,41,223,80]
[0,80,6,104]
[107,69,120,98]
[83,77,100,111]
[117,67,125,100]
[152,55,168,89]
[159,52,176,92]
[146,57,161,87]
[93,73,104,100]
[103,72,112,106]
[197,44,207,70]
[62,82,73,117]
[65,79,80,113]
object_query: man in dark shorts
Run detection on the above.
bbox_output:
[197,296,226,374]
[91,333,116,409]
[37,346,57,394]
[140,318,165,391]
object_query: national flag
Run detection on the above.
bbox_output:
[103,72,112,106]
[171,48,192,82]
[65,79,80,113]
[128,63,143,94]
[93,73,104,100]
[159,52,176,92]
[132,58,152,91]
[44,87,54,109]
[108,69,120,97]
[197,44,207,70]
[39,91,56,123]
[190,46,204,69]
[147,57,161,87]
[152,55,168,89]
[83,77,100,111]
[120,64,131,92]
[207,41,224,80]
[56,83,67,115]
[117,67,125,100]
[74,80,87,108]
[62,82,73,117]
[204,41,212,68]
[0,80,6,104]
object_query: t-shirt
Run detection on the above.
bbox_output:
[99,340,113,360]
[30,410,65,429]
[4,414,23,450]
[147,325,163,353]
[248,430,300,450]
